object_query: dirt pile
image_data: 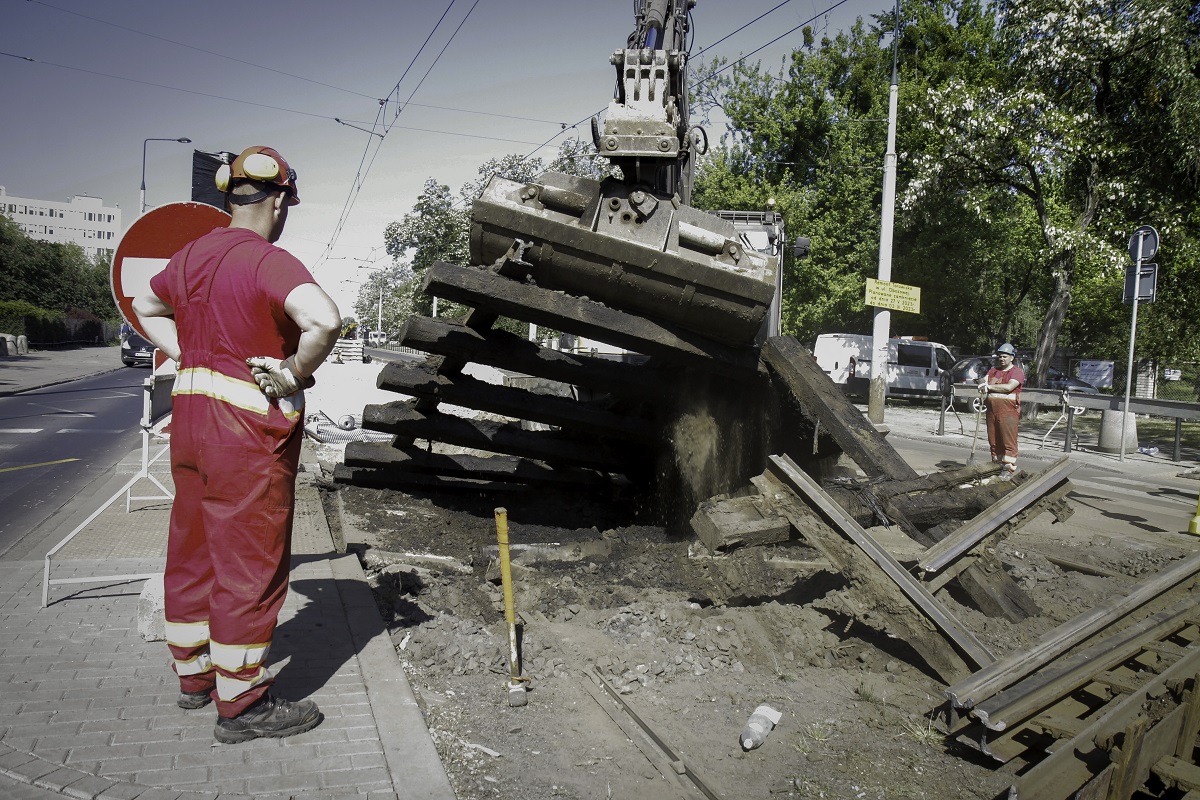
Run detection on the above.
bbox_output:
[306,361,1197,799]
[309,459,1196,800]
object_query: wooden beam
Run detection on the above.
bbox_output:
[947,551,1200,710]
[377,361,655,441]
[343,442,613,487]
[332,464,512,492]
[362,401,634,473]
[761,336,918,481]
[399,315,673,400]
[918,457,1079,575]
[689,494,793,551]
[759,457,987,684]
[422,262,762,376]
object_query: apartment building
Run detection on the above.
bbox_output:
[0,186,123,261]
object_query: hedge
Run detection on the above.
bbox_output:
[0,300,107,345]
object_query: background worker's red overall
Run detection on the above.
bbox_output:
[151,227,315,718]
[985,364,1025,474]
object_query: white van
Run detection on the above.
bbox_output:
[812,333,955,401]
[367,331,388,346]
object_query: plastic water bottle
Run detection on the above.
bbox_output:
[740,704,783,751]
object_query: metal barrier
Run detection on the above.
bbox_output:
[42,371,175,607]
[945,384,1200,462]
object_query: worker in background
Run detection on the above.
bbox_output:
[979,342,1025,480]
[132,146,341,744]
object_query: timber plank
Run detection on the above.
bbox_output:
[970,598,1200,734]
[824,483,1010,530]
[343,441,612,487]
[1155,756,1200,791]
[422,262,762,375]
[377,360,654,441]
[333,464,512,492]
[759,458,984,684]
[947,552,1200,710]
[917,457,1079,575]
[690,494,793,551]
[761,336,918,481]
[399,315,672,400]
[362,401,634,473]
[825,472,1037,622]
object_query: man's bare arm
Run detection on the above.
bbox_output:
[283,283,341,378]
[131,293,181,362]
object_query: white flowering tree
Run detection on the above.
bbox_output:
[902,0,1191,392]
[691,0,1015,345]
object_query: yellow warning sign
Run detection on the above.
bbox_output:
[865,278,921,314]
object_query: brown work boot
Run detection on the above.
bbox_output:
[214,694,322,744]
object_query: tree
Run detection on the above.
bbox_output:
[382,179,470,322]
[903,0,1200,396]
[692,1,1008,346]
[352,265,415,339]
[0,213,119,322]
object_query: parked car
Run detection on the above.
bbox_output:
[813,333,955,401]
[949,355,1004,387]
[950,355,1099,410]
[121,332,154,367]
[1045,368,1099,395]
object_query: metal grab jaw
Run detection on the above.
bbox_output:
[599,47,683,161]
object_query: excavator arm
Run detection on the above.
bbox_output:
[596,0,697,201]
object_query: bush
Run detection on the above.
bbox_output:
[0,300,68,345]
[65,308,105,344]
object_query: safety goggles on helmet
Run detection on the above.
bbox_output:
[214,146,300,206]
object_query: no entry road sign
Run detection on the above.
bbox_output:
[110,202,230,337]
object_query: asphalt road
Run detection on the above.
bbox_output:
[0,369,145,557]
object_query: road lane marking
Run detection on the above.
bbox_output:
[0,429,44,434]
[0,458,80,473]
[55,429,128,434]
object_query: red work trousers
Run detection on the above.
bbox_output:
[164,391,302,718]
[985,398,1020,472]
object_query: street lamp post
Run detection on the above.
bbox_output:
[140,137,192,215]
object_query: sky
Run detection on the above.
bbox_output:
[2,0,884,314]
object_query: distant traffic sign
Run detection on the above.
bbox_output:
[1128,225,1159,262]
[110,202,230,337]
[1123,262,1158,304]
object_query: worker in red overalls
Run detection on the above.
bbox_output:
[980,342,1026,480]
[132,146,341,744]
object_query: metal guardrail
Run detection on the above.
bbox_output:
[945,384,1200,462]
[950,385,1200,420]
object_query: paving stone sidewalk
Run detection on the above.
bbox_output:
[0,465,454,800]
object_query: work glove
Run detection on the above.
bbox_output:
[978,382,988,396]
[246,356,313,398]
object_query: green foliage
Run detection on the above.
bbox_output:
[689,0,1200,374]
[0,214,118,323]
[0,299,66,343]
[901,0,1200,379]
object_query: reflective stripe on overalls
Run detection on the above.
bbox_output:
[162,240,306,718]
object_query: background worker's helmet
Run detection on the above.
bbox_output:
[214,146,300,205]
[995,342,1017,356]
